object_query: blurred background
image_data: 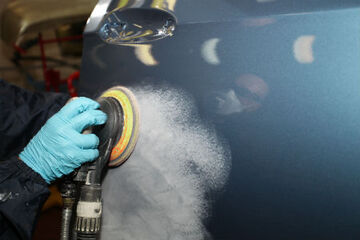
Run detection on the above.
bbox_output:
[0,0,95,92]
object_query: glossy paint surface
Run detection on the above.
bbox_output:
[80,1,360,239]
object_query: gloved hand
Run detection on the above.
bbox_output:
[20,97,107,183]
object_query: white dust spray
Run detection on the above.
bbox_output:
[100,86,231,240]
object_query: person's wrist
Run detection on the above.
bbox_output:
[15,157,49,185]
[19,150,51,184]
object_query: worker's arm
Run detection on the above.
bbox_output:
[0,156,49,240]
[0,97,106,239]
[0,81,107,239]
[0,79,70,159]
[0,79,69,239]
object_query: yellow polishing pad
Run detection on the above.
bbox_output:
[100,86,139,167]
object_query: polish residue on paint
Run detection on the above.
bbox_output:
[101,86,231,240]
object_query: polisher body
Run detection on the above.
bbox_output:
[65,86,139,240]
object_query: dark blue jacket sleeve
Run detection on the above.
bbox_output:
[0,158,49,240]
[0,79,69,159]
[0,79,69,239]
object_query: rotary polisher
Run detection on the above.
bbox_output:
[60,86,140,240]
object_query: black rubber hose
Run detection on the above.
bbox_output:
[61,207,73,240]
[60,182,77,240]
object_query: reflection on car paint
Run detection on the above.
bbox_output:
[116,0,177,11]
[90,43,108,69]
[98,8,176,44]
[293,35,316,64]
[98,0,177,44]
[151,0,178,11]
[211,74,269,115]
[201,38,221,65]
[133,44,159,66]
[241,17,276,27]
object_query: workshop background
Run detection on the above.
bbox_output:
[0,0,92,91]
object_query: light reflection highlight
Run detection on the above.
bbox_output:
[201,38,221,65]
[151,0,178,11]
[294,35,315,64]
[134,44,159,66]
[242,18,276,27]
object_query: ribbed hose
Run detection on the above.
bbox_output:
[60,182,76,240]
[61,208,73,240]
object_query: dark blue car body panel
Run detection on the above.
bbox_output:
[79,1,360,239]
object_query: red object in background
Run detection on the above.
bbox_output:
[12,43,27,55]
[44,69,60,92]
[67,71,80,97]
[38,33,81,96]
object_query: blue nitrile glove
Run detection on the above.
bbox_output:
[19,97,107,183]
